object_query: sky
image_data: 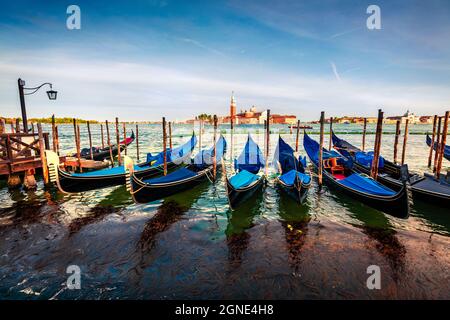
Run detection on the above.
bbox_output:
[0,0,449,121]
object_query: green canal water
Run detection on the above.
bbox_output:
[0,123,449,299]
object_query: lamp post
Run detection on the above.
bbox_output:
[18,78,57,132]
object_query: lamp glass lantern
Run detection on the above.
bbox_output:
[46,89,57,100]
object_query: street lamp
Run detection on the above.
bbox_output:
[18,78,57,132]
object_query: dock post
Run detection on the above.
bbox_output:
[0,118,5,134]
[55,125,60,155]
[436,111,449,179]
[105,120,114,167]
[263,120,267,160]
[136,124,139,161]
[101,124,105,149]
[162,117,167,175]
[428,115,437,167]
[76,125,82,173]
[72,118,82,171]
[87,121,93,160]
[199,119,202,154]
[37,123,49,184]
[7,174,21,189]
[169,121,173,150]
[15,118,20,133]
[51,114,57,152]
[370,109,383,179]
[362,118,367,151]
[213,115,217,180]
[318,111,324,188]
[295,119,300,152]
[401,119,409,165]
[123,122,127,155]
[329,116,333,150]
[393,120,401,164]
[433,117,442,172]
[265,110,270,175]
[115,117,122,166]
[23,169,37,190]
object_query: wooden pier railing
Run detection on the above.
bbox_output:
[0,132,50,175]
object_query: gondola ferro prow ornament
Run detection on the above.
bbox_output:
[123,155,134,193]
[45,150,68,194]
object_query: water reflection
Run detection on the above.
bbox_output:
[331,192,406,282]
[277,192,311,275]
[225,190,264,267]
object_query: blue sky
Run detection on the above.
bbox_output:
[0,0,449,121]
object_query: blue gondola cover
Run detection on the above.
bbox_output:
[339,173,395,196]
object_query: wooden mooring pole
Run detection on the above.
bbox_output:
[362,118,367,151]
[433,117,442,173]
[428,115,437,167]
[393,120,401,164]
[199,119,202,154]
[105,120,114,167]
[73,118,82,171]
[101,124,105,149]
[370,109,383,180]
[401,119,409,165]
[436,111,449,179]
[123,122,127,155]
[87,121,93,160]
[318,112,325,188]
[329,117,333,150]
[213,115,218,180]
[51,115,57,152]
[162,117,167,175]
[169,121,173,150]
[55,125,60,155]
[295,119,300,152]
[136,124,140,161]
[115,117,122,166]
[265,110,270,175]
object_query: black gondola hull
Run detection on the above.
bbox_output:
[225,176,264,209]
[276,178,310,204]
[130,167,212,203]
[351,162,450,207]
[309,160,411,218]
[58,162,179,193]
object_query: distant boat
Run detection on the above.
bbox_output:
[289,125,313,130]
[72,131,135,161]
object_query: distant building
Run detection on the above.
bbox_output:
[221,93,297,125]
[386,110,419,124]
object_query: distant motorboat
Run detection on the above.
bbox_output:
[289,125,313,130]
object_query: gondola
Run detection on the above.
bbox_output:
[274,136,311,204]
[45,133,197,193]
[304,132,412,219]
[125,135,227,204]
[73,131,135,161]
[426,134,450,161]
[224,134,265,209]
[333,131,450,207]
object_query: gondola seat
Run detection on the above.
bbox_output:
[280,169,311,185]
[229,170,259,189]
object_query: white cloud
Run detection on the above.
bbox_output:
[0,52,449,121]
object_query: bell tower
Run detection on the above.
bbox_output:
[230,91,236,124]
